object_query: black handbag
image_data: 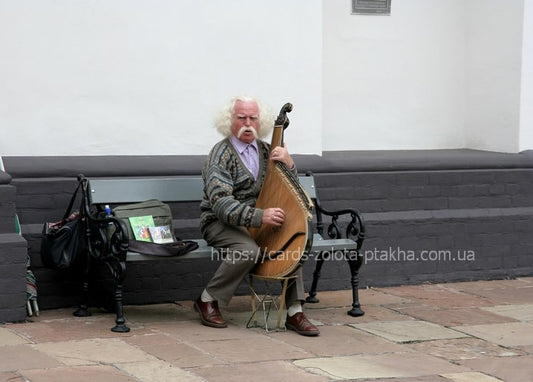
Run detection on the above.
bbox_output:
[40,181,85,269]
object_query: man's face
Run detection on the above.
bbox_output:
[231,100,260,144]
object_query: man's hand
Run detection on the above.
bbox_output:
[262,207,285,226]
[270,144,294,169]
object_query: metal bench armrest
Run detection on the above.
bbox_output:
[81,175,129,262]
[314,203,366,251]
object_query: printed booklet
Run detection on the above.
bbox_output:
[148,225,174,244]
[128,215,155,242]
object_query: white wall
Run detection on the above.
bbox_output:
[0,0,322,156]
[322,0,530,153]
[520,0,533,151]
[464,0,524,152]
[1,0,531,156]
[323,0,466,151]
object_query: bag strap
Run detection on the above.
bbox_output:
[128,240,199,257]
[62,181,82,220]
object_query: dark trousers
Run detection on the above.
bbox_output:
[202,220,305,306]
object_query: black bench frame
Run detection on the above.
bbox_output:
[74,173,366,332]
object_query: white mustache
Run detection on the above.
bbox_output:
[237,126,258,139]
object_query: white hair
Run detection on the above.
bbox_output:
[214,95,275,139]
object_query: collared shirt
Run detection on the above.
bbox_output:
[229,135,259,180]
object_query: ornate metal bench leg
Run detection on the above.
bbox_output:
[112,282,130,333]
[346,250,364,317]
[107,260,130,333]
[305,252,327,303]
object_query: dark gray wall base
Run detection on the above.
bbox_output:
[0,169,29,323]
[326,209,533,289]
[0,233,28,323]
[3,149,533,314]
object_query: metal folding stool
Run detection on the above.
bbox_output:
[246,273,298,332]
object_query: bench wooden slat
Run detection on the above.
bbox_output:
[90,177,205,204]
[297,175,317,199]
[124,234,359,262]
[310,236,359,252]
[90,176,315,204]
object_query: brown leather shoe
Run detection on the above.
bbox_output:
[285,312,320,336]
[194,297,227,328]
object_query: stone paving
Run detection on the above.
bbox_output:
[1,277,532,382]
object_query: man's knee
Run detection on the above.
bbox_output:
[223,245,261,264]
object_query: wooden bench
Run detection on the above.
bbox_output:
[74,173,366,332]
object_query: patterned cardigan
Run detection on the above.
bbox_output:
[200,137,297,231]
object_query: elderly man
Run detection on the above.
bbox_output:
[195,95,319,336]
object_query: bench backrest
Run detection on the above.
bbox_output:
[89,175,317,205]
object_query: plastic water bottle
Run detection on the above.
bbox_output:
[104,204,115,239]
